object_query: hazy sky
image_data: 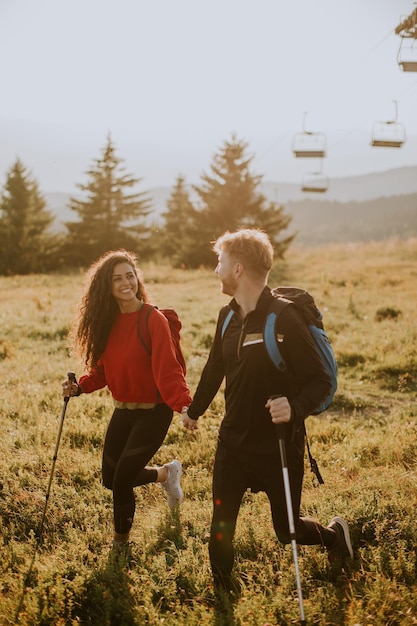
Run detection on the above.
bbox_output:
[0,0,416,192]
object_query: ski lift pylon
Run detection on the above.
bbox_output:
[371,100,406,148]
[292,112,327,158]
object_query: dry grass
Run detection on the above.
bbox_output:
[1,238,416,625]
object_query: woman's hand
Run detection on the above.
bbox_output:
[62,379,81,398]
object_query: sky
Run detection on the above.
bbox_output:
[0,0,416,193]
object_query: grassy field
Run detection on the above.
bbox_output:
[1,239,416,626]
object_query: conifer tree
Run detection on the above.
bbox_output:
[63,134,153,265]
[191,134,294,266]
[160,175,199,267]
[0,158,56,274]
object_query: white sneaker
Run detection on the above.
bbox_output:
[327,516,353,560]
[161,459,183,509]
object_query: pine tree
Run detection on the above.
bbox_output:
[0,159,56,274]
[160,175,199,267]
[63,134,153,266]
[191,134,294,266]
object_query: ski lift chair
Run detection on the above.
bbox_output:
[371,101,406,148]
[292,132,327,158]
[397,37,417,72]
[292,112,327,157]
[301,171,329,193]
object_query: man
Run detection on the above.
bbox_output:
[182,228,353,594]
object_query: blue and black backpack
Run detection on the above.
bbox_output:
[221,286,337,415]
[221,286,338,484]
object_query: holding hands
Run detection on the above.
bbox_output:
[181,407,198,431]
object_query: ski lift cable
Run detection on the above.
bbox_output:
[256,131,292,162]
[399,77,417,94]
[324,18,415,128]
[326,128,360,151]
[361,27,396,61]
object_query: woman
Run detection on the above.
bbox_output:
[62,249,192,546]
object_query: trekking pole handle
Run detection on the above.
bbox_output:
[67,371,77,384]
[269,394,287,440]
[64,371,78,402]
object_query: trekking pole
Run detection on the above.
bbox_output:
[14,371,77,622]
[271,397,306,626]
[37,371,77,541]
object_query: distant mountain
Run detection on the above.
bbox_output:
[46,165,417,245]
[261,165,417,204]
[285,194,417,245]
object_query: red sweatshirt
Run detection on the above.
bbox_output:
[78,307,192,413]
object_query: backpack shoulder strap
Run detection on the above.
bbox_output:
[221,307,234,339]
[137,302,156,354]
[264,296,293,371]
[160,307,186,374]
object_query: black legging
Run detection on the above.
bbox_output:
[102,404,173,534]
[209,439,334,584]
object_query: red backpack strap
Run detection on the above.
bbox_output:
[137,303,155,355]
[160,308,186,374]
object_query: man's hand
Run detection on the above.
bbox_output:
[181,407,199,431]
[266,395,291,425]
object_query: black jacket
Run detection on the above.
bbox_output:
[188,286,332,455]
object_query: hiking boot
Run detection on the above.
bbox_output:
[161,459,183,509]
[327,516,353,561]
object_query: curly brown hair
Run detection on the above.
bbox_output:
[72,250,149,368]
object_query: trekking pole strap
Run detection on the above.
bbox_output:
[305,427,324,485]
